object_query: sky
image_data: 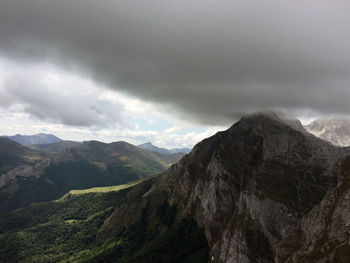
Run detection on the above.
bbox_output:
[1,0,350,148]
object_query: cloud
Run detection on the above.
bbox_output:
[0,62,127,127]
[1,0,350,125]
[0,104,225,148]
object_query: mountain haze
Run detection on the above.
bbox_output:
[138,142,191,154]
[3,133,62,145]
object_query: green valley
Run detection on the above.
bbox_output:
[0,139,185,213]
[0,177,209,263]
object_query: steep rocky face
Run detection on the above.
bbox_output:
[164,113,347,263]
[0,137,49,188]
[305,118,350,147]
[280,152,350,263]
[0,159,51,189]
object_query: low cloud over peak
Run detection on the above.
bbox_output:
[1,0,350,126]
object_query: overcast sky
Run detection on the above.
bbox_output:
[1,0,350,147]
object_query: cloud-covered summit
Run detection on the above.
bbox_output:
[1,0,350,125]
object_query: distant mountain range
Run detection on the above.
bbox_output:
[138,142,191,154]
[304,118,350,147]
[3,133,62,145]
[0,137,185,213]
[2,133,192,155]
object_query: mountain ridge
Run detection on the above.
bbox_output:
[0,137,47,174]
[0,138,184,213]
[138,141,191,154]
[3,133,62,145]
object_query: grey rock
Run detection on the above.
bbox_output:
[305,118,350,147]
[164,113,350,262]
[0,158,51,189]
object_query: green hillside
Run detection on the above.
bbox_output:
[60,179,144,199]
[0,137,46,174]
[0,140,183,213]
[0,178,209,263]
[28,140,81,153]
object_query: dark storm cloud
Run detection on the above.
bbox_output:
[1,0,350,125]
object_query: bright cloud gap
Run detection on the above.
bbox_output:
[0,59,227,148]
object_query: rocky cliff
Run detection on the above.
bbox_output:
[164,113,350,262]
[305,118,350,147]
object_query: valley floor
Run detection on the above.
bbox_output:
[0,177,209,263]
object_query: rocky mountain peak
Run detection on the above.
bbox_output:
[164,113,346,262]
[239,112,306,134]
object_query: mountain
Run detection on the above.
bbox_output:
[0,178,209,263]
[305,118,350,147]
[28,140,81,153]
[90,112,350,262]
[4,113,350,262]
[0,137,47,174]
[168,147,192,154]
[164,113,350,262]
[3,133,62,145]
[0,140,182,213]
[138,142,170,154]
[138,142,191,154]
[149,151,186,166]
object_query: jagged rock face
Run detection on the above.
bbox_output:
[305,118,350,147]
[280,153,350,263]
[0,158,51,189]
[164,114,346,263]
